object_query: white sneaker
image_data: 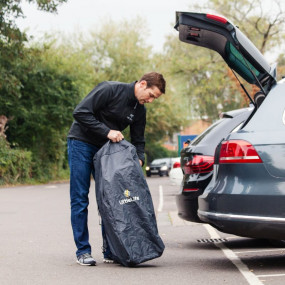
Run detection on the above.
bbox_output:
[77,253,96,266]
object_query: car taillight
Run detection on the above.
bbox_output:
[219,140,262,163]
[183,188,199,192]
[184,155,214,175]
[206,14,228,24]
[173,162,181,168]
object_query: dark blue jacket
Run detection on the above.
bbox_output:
[68,81,146,164]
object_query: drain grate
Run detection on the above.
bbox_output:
[197,238,228,243]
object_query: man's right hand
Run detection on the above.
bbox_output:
[107,130,124,143]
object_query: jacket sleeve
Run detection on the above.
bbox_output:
[130,106,146,166]
[73,82,112,138]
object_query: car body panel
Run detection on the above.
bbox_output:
[176,108,253,222]
[169,167,183,186]
[198,209,285,240]
[225,82,285,178]
[175,11,276,90]
[198,82,285,239]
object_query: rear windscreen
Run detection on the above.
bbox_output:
[225,42,260,83]
[191,118,227,146]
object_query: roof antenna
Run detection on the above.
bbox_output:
[230,69,255,106]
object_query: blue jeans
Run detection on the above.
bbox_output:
[68,138,106,257]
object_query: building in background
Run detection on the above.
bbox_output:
[163,120,211,154]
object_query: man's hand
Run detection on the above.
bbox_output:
[139,160,143,166]
[107,130,124,143]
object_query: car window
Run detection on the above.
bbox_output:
[191,119,226,146]
[231,121,244,133]
[151,159,169,165]
[225,42,260,84]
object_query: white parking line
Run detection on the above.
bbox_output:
[256,274,285,278]
[204,224,263,285]
[157,185,163,212]
[234,249,285,254]
[169,211,200,226]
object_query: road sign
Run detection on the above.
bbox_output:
[178,134,197,154]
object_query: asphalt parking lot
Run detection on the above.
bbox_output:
[1,177,285,285]
[156,176,285,285]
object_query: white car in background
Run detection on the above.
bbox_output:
[146,157,181,177]
[169,157,183,185]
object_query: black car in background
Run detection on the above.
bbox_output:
[146,157,180,177]
[176,107,253,222]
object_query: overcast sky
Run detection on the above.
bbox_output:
[16,0,204,52]
[16,0,279,62]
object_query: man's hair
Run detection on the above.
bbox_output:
[139,72,166,94]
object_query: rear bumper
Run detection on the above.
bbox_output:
[198,210,285,240]
[176,174,212,222]
[176,194,203,223]
[198,163,285,239]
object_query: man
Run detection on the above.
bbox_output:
[67,72,166,266]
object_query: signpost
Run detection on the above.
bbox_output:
[178,134,197,154]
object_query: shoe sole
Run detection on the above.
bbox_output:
[76,260,96,266]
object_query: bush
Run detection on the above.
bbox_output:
[0,137,33,185]
[145,142,178,164]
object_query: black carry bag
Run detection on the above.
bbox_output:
[94,140,165,266]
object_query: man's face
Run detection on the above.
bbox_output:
[135,80,162,105]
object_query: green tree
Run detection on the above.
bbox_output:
[0,0,84,182]
[163,0,285,122]
[0,0,73,182]
[276,53,285,80]
[0,0,68,116]
[161,35,243,123]
[82,18,187,152]
[81,17,152,84]
[197,0,285,53]
[2,44,85,180]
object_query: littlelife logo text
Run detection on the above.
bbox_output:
[119,196,140,205]
[119,189,139,205]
